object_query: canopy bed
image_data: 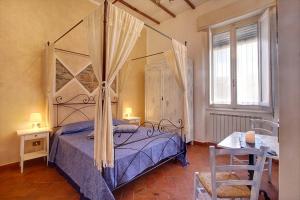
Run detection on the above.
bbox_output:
[46,1,191,199]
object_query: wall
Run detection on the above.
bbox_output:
[147,0,276,142]
[0,0,97,166]
[278,0,300,199]
[118,29,147,121]
[197,0,275,30]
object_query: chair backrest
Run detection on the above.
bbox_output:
[250,119,279,136]
[209,146,269,200]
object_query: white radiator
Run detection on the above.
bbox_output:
[207,112,262,143]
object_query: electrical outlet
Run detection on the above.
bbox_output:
[32,141,41,146]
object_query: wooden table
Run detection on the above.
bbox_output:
[17,128,51,173]
[218,132,279,200]
[218,132,279,160]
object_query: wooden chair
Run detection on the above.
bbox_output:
[194,146,269,200]
[250,119,279,183]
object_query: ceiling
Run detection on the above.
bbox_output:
[91,0,208,25]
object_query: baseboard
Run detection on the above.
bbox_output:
[193,140,216,146]
[0,161,18,169]
[0,158,45,169]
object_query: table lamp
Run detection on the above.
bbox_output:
[124,107,132,118]
[30,113,42,128]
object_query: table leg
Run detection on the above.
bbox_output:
[248,154,254,179]
[20,136,24,173]
[46,133,49,166]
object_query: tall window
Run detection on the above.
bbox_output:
[209,13,271,109]
[211,32,231,104]
[236,24,259,105]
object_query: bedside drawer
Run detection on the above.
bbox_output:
[24,132,48,140]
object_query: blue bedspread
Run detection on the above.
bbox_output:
[49,123,186,200]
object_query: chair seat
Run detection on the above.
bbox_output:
[198,172,251,198]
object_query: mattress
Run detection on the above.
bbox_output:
[49,123,186,200]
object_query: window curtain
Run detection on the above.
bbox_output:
[164,39,191,139]
[45,43,55,128]
[85,3,144,170]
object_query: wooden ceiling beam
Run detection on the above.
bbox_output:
[149,0,176,18]
[113,0,160,24]
[184,0,196,9]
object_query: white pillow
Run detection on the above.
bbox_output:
[114,124,138,133]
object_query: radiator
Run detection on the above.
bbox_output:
[208,112,262,143]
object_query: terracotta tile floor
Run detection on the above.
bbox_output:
[0,144,278,200]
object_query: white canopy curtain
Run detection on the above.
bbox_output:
[117,61,131,118]
[85,4,104,171]
[45,43,55,128]
[164,39,191,138]
[85,3,144,170]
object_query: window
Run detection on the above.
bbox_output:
[211,32,231,104]
[236,24,259,105]
[209,12,271,109]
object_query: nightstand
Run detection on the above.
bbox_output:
[123,117,141,126]
[17,128,51,173]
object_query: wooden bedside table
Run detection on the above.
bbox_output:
[17,127,51,173]
[123,117,141,126]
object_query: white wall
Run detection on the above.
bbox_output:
[278,0,300,199]
[146,0,275,141]
[146,0,240,141]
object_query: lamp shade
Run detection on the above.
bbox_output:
[124,107,132,117]
[30,113,42,123]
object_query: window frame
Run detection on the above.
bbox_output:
[208,15,273,112]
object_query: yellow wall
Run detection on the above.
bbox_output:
[118,29,147,121]
[0,0,96,166]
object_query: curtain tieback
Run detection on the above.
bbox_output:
[101,81,110,96]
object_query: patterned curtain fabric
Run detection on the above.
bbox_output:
[164,39,191,139]
[85,3,144,170]
[45,43,55,128]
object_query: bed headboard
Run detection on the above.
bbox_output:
[53,94,118,128]
[53,50,118,128]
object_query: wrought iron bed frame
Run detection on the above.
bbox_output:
[53,94,187,191]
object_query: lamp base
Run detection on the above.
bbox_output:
[32,123,41,129]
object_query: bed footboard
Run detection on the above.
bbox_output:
[111,119,187,190]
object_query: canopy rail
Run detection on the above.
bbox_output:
[48,5,172,46]
[131,51,164,61]
[144,24,172,40]
[53,50,167,61]
[54,19,84,44]
[54,48,89,57]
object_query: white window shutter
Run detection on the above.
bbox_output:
[259,9,271,107]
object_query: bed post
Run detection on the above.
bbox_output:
[100,0,108,175]
[102,0,108,84]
